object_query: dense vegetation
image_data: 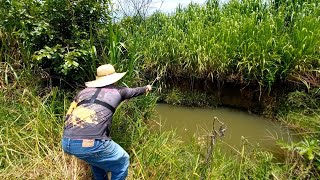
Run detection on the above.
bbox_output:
[0,0,319,179]
[122,0,320,90]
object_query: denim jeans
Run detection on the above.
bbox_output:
[62,138,129,180]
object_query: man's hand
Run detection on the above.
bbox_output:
[146,85,152,92]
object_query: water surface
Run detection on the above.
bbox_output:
[152,103,297,154]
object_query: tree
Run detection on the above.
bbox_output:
[113,0,163,19]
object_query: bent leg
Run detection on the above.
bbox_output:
[108,148,129,180]
[91,141,130,180]
[91,165,107,180]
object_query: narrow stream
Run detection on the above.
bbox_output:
[152,103,298,155]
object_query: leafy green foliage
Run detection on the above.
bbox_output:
[278,88,320,177]
[281,138,320,176]
[295,139,320,161]
[1,0,112,84]
[279,88,320,131]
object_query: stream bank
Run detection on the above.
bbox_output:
[155,75,309,117]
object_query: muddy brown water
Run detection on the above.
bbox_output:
[152,103,298,156]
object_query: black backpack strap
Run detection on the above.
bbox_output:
[77,88,115,113]
[92,100,115,113]
[90,88,102,103]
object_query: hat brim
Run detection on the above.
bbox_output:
[85,72,127,87]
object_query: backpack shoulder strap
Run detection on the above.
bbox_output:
[77,88,115,113]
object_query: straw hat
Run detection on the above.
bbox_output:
[85,64,126,87]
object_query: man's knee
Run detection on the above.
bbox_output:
[123,152,130,167]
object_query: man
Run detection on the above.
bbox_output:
[62,64,152,180]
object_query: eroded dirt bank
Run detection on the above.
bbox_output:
[157,75,306,117]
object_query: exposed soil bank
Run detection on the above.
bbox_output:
[158,75,307,116]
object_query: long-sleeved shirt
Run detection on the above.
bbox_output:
[63,85,147,140]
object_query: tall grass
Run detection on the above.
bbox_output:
[122,0,320,89]
[0,88,290,179]
[0,86,90,179]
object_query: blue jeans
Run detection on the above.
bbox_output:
[62,138,129,180]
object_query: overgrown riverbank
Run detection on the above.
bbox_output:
[0,77,318,179]
[1,0,319,179]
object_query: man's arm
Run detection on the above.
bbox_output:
[119,85,152,100]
